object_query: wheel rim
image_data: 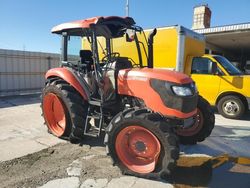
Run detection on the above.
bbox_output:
[177,109,204,136]
[43,93,66,137]
[222,100,240,116]
[115,125,161,174]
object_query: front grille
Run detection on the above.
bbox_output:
[150,79,198,113]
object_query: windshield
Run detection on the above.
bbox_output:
[80,26,148,67]
[111,27,148,66]
[214,56,243,75]
[82,27,148,67]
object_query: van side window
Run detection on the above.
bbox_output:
[192,57,214,74]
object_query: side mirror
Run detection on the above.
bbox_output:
[126,29,136,42]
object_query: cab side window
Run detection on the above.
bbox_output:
[68,36,82,62]
[192,57,214,74]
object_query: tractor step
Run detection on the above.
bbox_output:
[89,98,101,106]
[87,115,100,119]
[84,127,100,137]
[84,102,103,137]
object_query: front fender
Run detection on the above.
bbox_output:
[45,67,88,100]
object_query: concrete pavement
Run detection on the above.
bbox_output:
[0,95,250,187]
[0,95,65,162]
[39,176,173,188]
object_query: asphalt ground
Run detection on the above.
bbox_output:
[0,95,250,188]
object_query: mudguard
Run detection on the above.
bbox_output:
[45,67,88,100]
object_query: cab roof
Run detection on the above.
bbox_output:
[51,16,136,38]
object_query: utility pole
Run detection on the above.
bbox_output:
[126,0,129,16]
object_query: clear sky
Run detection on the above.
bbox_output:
[1,0,250,53]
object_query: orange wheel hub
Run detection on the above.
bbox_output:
[115,125,161,173]
[177,109,204,136]
[43,93,66,137]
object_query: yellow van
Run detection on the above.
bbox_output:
[82,26,250,119]
[188,54,250,119]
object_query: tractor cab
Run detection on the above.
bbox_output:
[52,16,150,104]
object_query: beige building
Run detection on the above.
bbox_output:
[192,5,250,71]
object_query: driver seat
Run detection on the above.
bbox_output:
[79,50,93,71]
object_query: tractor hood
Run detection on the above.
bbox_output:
[117,68,197,119]
[118,68,193,84]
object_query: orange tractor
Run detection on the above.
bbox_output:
[41,16,214,178]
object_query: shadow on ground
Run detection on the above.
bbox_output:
[168,155,250,188]
[241,111,250,120]
[182,125,250,157]
[0,94,41,108]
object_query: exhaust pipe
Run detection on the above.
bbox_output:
[147,28,157,68]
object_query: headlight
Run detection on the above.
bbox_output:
[171,86,193,96]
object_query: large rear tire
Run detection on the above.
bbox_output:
[41,78,88,142]
[176,96,215,145]
[105,108,179,179]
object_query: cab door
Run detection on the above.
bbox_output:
[190,57,221,105]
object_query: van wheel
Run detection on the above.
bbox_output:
[217,95,245,119]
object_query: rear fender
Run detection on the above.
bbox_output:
[45,67,88,100]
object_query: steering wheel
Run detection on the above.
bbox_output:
[132,63,141,68]
[101,52,120,62]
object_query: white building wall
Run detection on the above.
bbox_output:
[0,49,60,96]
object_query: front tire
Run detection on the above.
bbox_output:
[217,95,245,119]
[176,96,215,145]
[41,78,88,142]
[105,108,179,179]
